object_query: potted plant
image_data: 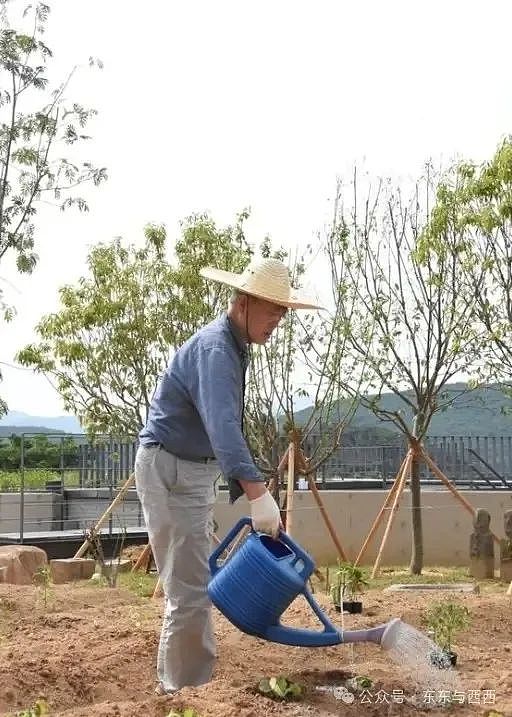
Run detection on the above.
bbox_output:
[423,601,470,668]
[331,562,368,614]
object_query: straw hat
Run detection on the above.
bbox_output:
[199,257,323,310]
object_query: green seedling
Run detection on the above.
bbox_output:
[346,675,373,692]
[32,567,53,610]
[330,561,368,605]
[258,676,303,701]
[10,698,49,716]
[167,709,201,717]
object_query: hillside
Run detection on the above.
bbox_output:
[293,383,512,437]
[0,411,82,435]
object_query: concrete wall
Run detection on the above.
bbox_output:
[2,488,511,567]
[214,489,512,567]
[0,489,143,535]
[63,488,144,530]
[0,492,59,533]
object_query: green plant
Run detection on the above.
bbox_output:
[166,709,201,717]
[257,676,303,701]
[9,698,48,716]
[331,561,368,602]
[33,566,53,609]
[346,675,373,692]
[423,601,471,652]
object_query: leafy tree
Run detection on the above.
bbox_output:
[422,137,512,388]
[17,216,252,435]
[0,0,106,412]
[327,167,483,573]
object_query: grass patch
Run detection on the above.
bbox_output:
[0,469,80,491]
[316,564,509,595]
[117,570,158,598]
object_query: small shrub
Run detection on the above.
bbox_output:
[423,601,471,652]
[258,676,303,701]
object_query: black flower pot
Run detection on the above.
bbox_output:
[343,601,363,614]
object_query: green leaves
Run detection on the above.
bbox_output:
[0,1,106,275]
[423,601,470,651]
[16,216,253,437]
[257,676,303,701]
[9,699,49,717]
[166,709,201,717]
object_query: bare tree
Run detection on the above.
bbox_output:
[326,166,484,574]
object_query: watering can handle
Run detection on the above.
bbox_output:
[264,587,341,647]
[209,516,252,576]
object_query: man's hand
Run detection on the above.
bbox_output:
[248,489,281,538]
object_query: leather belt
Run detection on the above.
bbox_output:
[145,442,216,464]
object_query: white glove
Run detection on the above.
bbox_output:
[249,490,281,538]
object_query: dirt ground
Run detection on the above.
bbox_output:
[0,579,510,717]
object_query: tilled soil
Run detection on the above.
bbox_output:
[0,582,510,716]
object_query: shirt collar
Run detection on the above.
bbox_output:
[224,313,248,356]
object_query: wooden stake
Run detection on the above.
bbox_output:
[371,451,412,579]
[354,451,411,566]
[304,464,348,563]
[131,542,152,573]
[74,473,135,558]
[507,580,512,597]
[286,442,296,537]
[152,576,164,599]
[421,449,501,544]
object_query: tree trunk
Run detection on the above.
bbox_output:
[409,452,424,574]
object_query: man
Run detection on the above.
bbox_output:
[135,256,321,695]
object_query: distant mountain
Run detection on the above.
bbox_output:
[293,383,512,437]
[0,411,83,435]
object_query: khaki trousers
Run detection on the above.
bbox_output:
[134,444,218,692]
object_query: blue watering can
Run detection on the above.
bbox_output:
[208,517,401,649]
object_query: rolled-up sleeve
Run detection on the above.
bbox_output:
[187,345,263,496]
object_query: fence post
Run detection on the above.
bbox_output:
[19,434,25,543]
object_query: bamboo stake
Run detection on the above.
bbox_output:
[285,442,296,537]
[74,473,135,558]
[354,451,411,566]
[371,451,412,578]
[421,449,500,544]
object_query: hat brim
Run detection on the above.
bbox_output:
[200,266,324,310]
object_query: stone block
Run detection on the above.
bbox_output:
[384,582,480,594]
[0,545,48,585]
[50,558,96,584]
[470,556,494,579]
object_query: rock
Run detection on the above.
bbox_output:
[0,545,48,585]
[49,558,96,584]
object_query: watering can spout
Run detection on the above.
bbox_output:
[339,618,400,646]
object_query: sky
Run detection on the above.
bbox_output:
[1,0,512,416]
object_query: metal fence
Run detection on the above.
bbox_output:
[1,432,512,549]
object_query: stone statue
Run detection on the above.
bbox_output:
[499,510,512,582]
[469,508,495,579]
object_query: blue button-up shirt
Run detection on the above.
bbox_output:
[139,313,263,501]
